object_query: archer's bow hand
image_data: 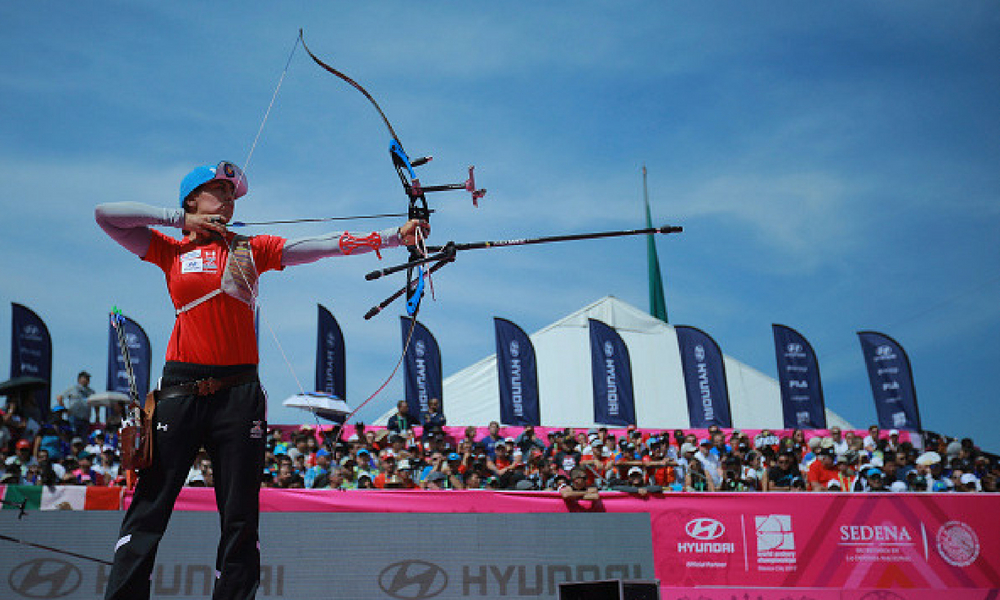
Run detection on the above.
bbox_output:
[398,219,430,247]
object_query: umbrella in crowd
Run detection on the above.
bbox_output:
[282,392,352,423]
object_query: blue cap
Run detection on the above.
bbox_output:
[316,449,331,458]
[179,161,248,205]
[356,448,370,456]
[448,453,461,461]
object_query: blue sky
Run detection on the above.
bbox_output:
[1,2,998,451]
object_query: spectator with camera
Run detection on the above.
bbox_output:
[35,447,66,485]
[684,456,715,492]
[515,425,546,455]
[914,451,952,492]
[441,452,467,489]
[718,456,752,491]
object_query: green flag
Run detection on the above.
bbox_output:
[2,484,42,511]
[643,166,668,322]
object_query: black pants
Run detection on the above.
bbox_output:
[105,362,266,600]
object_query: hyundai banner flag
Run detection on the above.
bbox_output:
[675,325,732,428]
[316,305,346,399]
[10,303,52,418]
[772,324,827,429]
[588,319,636,426]
[494,318,540,426]
[402,317,443,420]
[106,311,151,398]
[858,331,922,432]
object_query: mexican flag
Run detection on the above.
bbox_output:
[1,485,121,511]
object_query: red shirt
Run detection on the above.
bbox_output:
[144,230,285,365]
[807,459,840,490]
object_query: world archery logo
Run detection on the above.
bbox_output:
[9,558,82,598]
[509,340,520,358]
[603,341,614,358]
[754,514,797,571]
[378,560,448,599]
[415,340,426,358]
[694,344,706,362]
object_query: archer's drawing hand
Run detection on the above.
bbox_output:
[185,213,228,238]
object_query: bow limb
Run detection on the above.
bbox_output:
[298,29,401,144]
[299,29,428,315]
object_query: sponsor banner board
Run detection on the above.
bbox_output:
[5,491,998,597]
[0,512,653,600]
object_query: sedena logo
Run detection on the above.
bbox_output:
[936,521,980,567]
[686,518,725,540]
[378,560,448,599]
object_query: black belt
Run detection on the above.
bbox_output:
[157,370,258,401]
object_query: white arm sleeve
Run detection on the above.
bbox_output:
[94,202,186,257]
[282,227,402,266]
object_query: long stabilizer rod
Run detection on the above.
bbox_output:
[430,224,682,253]
[365,224,683,282]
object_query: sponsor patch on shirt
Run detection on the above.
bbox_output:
[180,249,204,273]
[180,249,219,274]
[203,250,218,271]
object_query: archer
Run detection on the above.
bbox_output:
[94,161,426,600]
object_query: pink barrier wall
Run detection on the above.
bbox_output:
[151,489,998,590]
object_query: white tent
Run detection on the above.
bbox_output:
[379,296,852,430]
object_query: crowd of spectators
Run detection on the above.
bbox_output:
[255,415,1000,496]
[3,379,998,497]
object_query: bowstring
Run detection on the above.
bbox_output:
[231,31,422,452]
[242,35,301,180]
[228,32,308,398]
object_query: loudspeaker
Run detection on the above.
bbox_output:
[558,579,660,600]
